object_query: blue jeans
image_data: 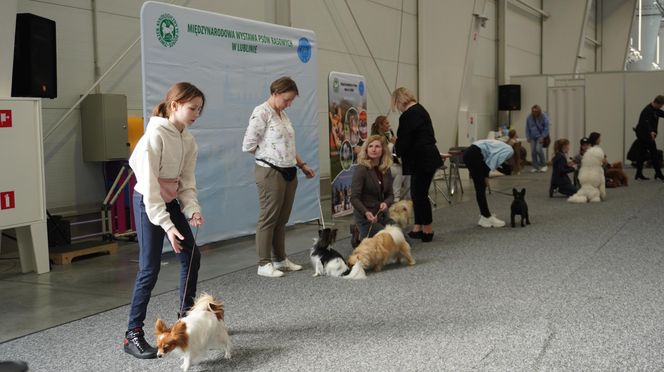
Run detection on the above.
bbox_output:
[354,213,395,241]
[127,192,200,330]
[530,139,546,169]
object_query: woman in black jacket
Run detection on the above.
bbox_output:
[634,95,664,181]
[392,87,443,242]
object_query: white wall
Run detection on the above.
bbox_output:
[505,0,542,80]
[578,0,597,73]
[585,72,624,160]
[5,0,615,214]
[291,0,418,179]
[0,0,18,96]
[468,0,499,141]
[599,0,636,71]
[10,0,416,213]
[542,0,589,75]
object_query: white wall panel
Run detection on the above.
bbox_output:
[506,2,541,52]
[0,1,17,96]
[291,0,348,53]
[505,1,541,81]
[600,0,636,71]
[542,0,588,74]
[506,48,541,79]
[585,73,624,161]
[419,0,474,154]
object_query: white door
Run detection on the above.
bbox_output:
[547,86,586,160]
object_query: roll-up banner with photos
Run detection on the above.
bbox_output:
[141,1,319,248]
[328,72,367,217]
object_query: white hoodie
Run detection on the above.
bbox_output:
[129,116,200,232]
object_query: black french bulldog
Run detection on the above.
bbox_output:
[510,188,530,228]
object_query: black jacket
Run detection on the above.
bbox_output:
[394,103,443,175]
[636,103,664,141]
[550,152,574,188]
[350,165,394,221]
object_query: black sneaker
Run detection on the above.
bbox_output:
[124,327,157,359]
[349,224,360,248]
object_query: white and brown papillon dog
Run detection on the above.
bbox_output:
[310,228,350,277]
[155,293,231,371]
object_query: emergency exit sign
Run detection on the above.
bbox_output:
[0,110,12,128]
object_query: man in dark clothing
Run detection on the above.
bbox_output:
[634,95,664,181]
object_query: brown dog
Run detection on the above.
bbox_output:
[388,200,413,229]
[347,225,415,272]
[606,161,628,188]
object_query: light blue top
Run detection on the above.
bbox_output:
[525,112,549,140]
[472,139,514,170]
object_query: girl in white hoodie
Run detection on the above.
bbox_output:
[123,82,205,359]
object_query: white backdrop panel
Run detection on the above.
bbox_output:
[585,73,624,161]
[547,86,585,160]
[141,2,319,247]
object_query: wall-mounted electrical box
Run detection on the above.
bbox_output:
[80,94,129,161]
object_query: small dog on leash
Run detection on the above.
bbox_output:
[155,293,231,371]
[510,188,530,228]
[347,225,415,272]
[310,228,350,277]
[388,200,413,229]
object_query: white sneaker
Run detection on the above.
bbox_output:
[478,215,493,228]
[488,215,506,227]
[257,263,284,277]
[273,258,302,271]
[539,166,548,172]
[478,215,506,228]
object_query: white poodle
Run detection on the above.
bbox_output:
[568,146,606,203]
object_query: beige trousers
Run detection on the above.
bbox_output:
[255,165,298,266]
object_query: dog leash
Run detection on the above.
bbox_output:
[363,210,383,240]
[318,196,326,229]
[491,189,514,197]
[179,225,199,318]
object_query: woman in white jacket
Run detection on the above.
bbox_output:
[123,82,206,360]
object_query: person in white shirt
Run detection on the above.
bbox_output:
[124,82,206,359]
[242,77,316,278]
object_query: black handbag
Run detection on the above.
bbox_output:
[257,159,297,181]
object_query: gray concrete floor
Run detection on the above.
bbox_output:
[0,172,471,344]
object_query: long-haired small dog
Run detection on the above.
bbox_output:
[606,161,628,188]
[388,200,413,229]
[310,228,350,277]
[155,293,231,371]
[347,225,415,272]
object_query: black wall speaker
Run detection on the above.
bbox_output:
[498,84,520,111]
[12,13,57,99]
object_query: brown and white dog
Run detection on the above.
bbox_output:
[388,200,413,229]
[347,225,415,272]
[155,293,231,371]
